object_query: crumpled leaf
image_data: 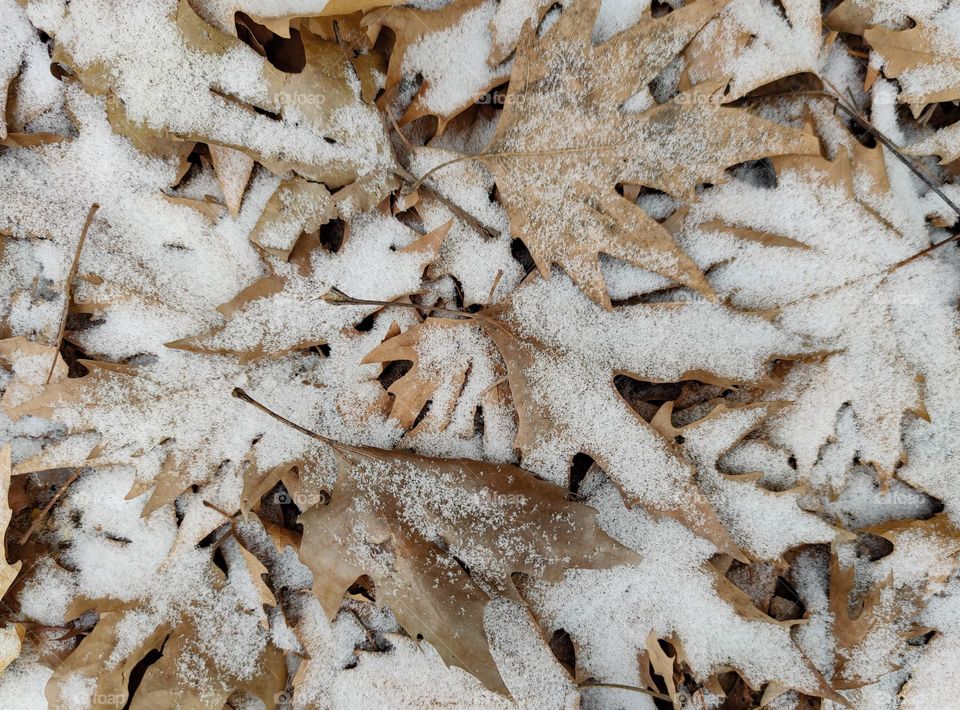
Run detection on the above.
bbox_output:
[473,0,819,305]
[175,209,448,358]
[297,442,638,694]
[208,144,255,218]
[50,0,397,202]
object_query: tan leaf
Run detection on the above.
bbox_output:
[174,211,448,359]
[864,21,960,107]
[249,175,337,259]
[208,144,254,218]
[475,0,819,305]
[52,0,397,199]
[0,446,23,674]
[362,317,514,457]
[298,443,639,694]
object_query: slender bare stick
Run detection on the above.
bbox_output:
[579,680,672,702]
[20,469,81,545]
[232,388,336,446]
[485,269,504,305]
[46,203,99,384]
[322,287,473,320]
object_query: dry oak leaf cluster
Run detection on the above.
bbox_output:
[1,0,960,708]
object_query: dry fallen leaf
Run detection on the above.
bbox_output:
[473,0,819,305]
[298,441,638,694]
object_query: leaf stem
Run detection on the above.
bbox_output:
[19,468,82,545]
[46,203,99,384]
[232,388,335,447]
[322,287,473,320]
[579,680,672,702]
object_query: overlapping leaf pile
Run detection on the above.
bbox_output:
[1,0,960,707]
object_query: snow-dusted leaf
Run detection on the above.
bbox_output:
[521,470,838,699]
[248,175,336,259]
[45,542,286,710]
[680,0,823,102]
[408,146,522,307]
[49,0,397,196]
[649,401,842,560]
[11,342,399,511]
[298,442,638,693]
[175,209,447,358]
[476,273,799,555]
[363,317,517,461]
[475,0,819,305]
[365,0,512,131]
[677,145,959,484]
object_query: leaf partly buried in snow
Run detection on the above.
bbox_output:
[52,0,397,198]
[474,0,819,305]
[175,210,448,358]
[364,0,512,131]
[248,175,337,259]
[298,442,638,694]
[474,273,799,556]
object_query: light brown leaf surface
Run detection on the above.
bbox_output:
[476,0,820,305]
[52,0,397,200]
[298,442,638,694]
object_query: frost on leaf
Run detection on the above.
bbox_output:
[476,273,799,555]
[475,0,819,305]
[363,317,518,461]
[50,0,397,199]
[678,146,960,486]
[649,400,842,561]
[175,209,447,359]
[298,443,638,694]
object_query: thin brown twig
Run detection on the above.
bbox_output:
[46,203,99,384]
[485,269,504,305]
[232,388,335,447]
[578,680,672,702]
[321,287,473,320]
[19,469,81,545]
